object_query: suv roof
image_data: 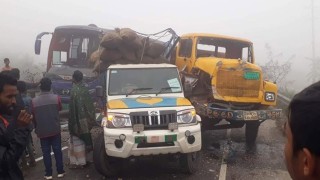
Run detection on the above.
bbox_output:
[108,63,177,69]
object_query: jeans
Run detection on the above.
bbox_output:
[40,134,64,176]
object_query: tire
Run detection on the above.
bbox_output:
[93,134,123,177]
[245,121,260,146]
[179,151,201,174]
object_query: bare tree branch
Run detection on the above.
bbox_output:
[261,44,293,87]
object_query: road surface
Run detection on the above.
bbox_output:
[24,120,290,180]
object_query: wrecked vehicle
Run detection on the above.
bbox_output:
[34,25,178,111]
[173,33,282,145]
[34,25,201,177]
[93,64,202,177]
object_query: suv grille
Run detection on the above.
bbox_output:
[130,110,176,130]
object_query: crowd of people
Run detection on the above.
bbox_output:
[1,57,320,180]
[0,58,97,180]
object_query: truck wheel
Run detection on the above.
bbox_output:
[179,151,201,174]
[245,121,260,146]
[93,134,123,177]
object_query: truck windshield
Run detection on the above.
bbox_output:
[108,68,182,96]
[196,37,253,63]
[50,30,100,68]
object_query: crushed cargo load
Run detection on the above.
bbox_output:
[91,28,177,73]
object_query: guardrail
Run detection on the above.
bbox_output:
[277,93,291,107]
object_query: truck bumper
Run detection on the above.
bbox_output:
[103,124,201,158]
[195,103,282,121]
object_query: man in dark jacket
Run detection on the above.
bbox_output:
[0,74,33,180]
[32,77,65,179]
[284,81,320,180]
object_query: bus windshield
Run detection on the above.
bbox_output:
[50,30,101,68]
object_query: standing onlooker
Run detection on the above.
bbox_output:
[0,73,33,180]
[68,70,96,169]
[1,58,13,72]
[284,81,320,180]
[32,78,65,179]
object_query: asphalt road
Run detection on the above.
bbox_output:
[24,120,290,180]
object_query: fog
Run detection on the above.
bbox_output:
[0,0,319,91]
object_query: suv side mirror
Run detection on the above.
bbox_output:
[96,86,103,97]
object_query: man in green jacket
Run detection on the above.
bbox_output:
[68,70,96,169]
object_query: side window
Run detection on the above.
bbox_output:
[70,38,80,59]
[178,39,192,58]
[217,47,226,58]
[82,38,89,54]
[242,46,253,63]
[242,47,249,61]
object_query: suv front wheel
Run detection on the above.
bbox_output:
[93,134,123,177]
[179,151,201,174]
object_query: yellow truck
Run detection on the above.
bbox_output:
[173,33,281,145]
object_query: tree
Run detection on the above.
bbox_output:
[14,54,45,82]
[261,44,294,90]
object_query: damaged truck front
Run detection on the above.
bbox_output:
[174,33,281,145]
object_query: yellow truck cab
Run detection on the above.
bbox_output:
[174,33,281,145]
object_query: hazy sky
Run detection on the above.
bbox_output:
[0,0,319,90]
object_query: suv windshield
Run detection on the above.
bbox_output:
[108,68,182,96]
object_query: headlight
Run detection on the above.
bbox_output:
[265,92,275,102]
[103,113,131,128]
[177,109,196,124]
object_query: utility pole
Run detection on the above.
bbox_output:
[310,0,318,83]
[312,0,315,60]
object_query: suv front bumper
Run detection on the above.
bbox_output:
[103,124,201,158]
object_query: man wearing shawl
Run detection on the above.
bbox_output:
[68,70,96,168]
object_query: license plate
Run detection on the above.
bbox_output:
[150,136,160,143]
[243,111,259,120]
[135,135,177,144]
[244,72,260,80]
[133,124,144,132]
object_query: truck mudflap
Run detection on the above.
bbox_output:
[193,102,282,121]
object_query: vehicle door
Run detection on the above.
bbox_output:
[175,38,194,73]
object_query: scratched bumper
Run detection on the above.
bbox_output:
[195,103,282,121]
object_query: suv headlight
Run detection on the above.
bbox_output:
[265,92,275,102]
[101,113,131,128]
[177,109,196,124]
